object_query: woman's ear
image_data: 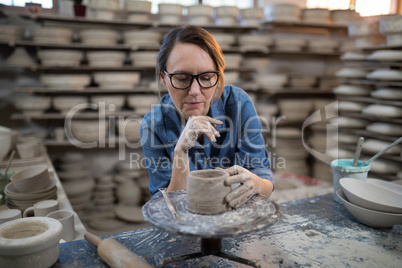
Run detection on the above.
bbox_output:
[160,72,167,88]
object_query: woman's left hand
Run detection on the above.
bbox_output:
[223,165,258,209]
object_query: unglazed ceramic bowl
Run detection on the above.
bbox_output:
[340,178,402,214]
[10,164,50,193]
[0,217,62,268]
[125,0,152,13]
[337,189,402,228]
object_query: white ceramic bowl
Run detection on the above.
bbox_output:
[362,104,402,118]
[333,85,371,96]
[187,4,212,17]
[340,178,402,214]
[87,51,126,67]
[158,3,183,15]
[91,10,115,20]
[337,189,402,228]
[0,217,62,268]
[130,51,157,67]
[14,96,51,116]
[38,49,83,67]
[211,33,236,48]
[127,94,159,109]
[335,68,368,78]
[366,69,402,81]
[366,122,402,136]
[366,178,402,194]
[330,9,360,25]
[93,72,141,89]
[362,139,402,155]
[238,34,273,46]
[31,27,73,44]
[302,8,329,23]
[91,95,125,109]
[125,0,151,13]
[80,29,119,45]
[338,101,366,112]
[341,52,367,61]
[10,164,50,193]
[241,7,264,19]
[123,30,161,45]
[53,96,88,114]
[40,74,90,90]
[366,50,402,61]
[127,13,149,22]
[330,116,367,128]
[215,6,239,18]
[89,0,118,10]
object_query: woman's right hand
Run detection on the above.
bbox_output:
[175,115,223,153]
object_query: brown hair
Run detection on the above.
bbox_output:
[156,25,225,103]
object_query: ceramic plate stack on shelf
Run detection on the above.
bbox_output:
[125,0,152,22]
[57,153,94,214]
[333,84,372,97]
[366,50,402,62]
[91,95,125,114]
[88,0,119,20]
[302,8,329,24]
[158,3,183,25]
[214,6,239,26]
[5,165,56,211]
[187,4,213,26]
[5,47,36,69]
[127,94,159,115]
[38,49,83,67]
[264,3,300,22]
[379,15,402,46]
[340,51,367,61]
[330,9,360,25]
[307,38,339,53]
[0,24,22,44]
[337,178,402,228]
[123,30,161,48]
[31,26,73,44]
[14,95,51,116]
[240,7,263,27]
[70,120,109,143]
[238,33,272,52]
[40,74,91,90]
[130,51,157,68]
[92,175,115,213]
[80,29,119,45]
[86,51,126,67]
[52,96,88,115]
[93,72,140,89]
[272,127,310,177]
[348,16,381,48]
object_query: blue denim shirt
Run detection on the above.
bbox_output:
[140,85,273,197]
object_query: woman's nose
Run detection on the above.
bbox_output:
[187,79,202,96]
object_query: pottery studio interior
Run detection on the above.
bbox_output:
[0,0,401,267]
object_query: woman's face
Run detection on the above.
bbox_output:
[161,42,217,120]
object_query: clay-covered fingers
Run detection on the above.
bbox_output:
[192,116,222,142]
[225,181,255,208]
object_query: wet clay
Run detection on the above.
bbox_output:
[186,169,231,215]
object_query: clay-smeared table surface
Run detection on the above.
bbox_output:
[52,194,402,267]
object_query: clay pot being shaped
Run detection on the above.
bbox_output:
[186,169,231,215]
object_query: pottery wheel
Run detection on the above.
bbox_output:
[142,189,280,238]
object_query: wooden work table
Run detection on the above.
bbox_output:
[52,194,401,267]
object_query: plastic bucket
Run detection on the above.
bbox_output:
[330,159,370,203]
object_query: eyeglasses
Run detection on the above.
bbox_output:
[164,70,219,90]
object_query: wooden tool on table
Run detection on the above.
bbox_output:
[84,232,152,268]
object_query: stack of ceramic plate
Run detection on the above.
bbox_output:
[86,51,126,67]
[80,29,119,45]
[366,122,402,136]
[127,94,159,115]
[302,8,329,24]
[14,95,51,116]
[370,88,402,100]
[6,165,56,211]
[92,175,115,213]
[88,0,118,20]
[330,9,360,25]
[330,116,368,129]
[255,72,288,91]
[337,178,402,228]
[211,32,236,49]
[31,26,73,44]
[340,52,367,61]
[187,4,213,26]
[274,37,306,52]
[125,0,152,22]
[366,69,402,81]
[338,101,366,113]
[38,49,83,67]
[238,33,272,52]
[5,47,36,68]
[379,15,402,46]
[224,53,242,69]
[335,68,368,78]
[40,74,91,90]
[348,17,380,37]
[70,120,109,143]
[53,96,88,115]
[264,3,300,22]
[272,127,309,176]
[214,6,239,26]
[333,85,372,96]
[91,95,125,114]
[130,51,157,67]
[278,99,312,122]
[367,50,402,62]
[57,153,94,213]
[0,25,22,44]
[307,38,339,53]
[158,3,183,24]
[93,72,141,89]
[117,117,142,142]
[362,104,402,118]
[240,7,263,26]
[123,30,161,47]
[362,139,402,156]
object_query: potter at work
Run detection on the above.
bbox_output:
[141,25,275,210]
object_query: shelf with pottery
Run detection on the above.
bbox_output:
[0,40,133,50]
[336,95,402,107]
[261,20,348,31]
[14,86,157,94]
[340,128,401,143]
[11,111,143,120]
[338,111,402,125]
[342,61,402,69]
[339,78,402,88]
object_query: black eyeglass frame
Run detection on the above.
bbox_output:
[163,70,220,90]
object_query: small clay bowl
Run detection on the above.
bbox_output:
[10,164,50,193]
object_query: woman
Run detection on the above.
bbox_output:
[140,25,274,208]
